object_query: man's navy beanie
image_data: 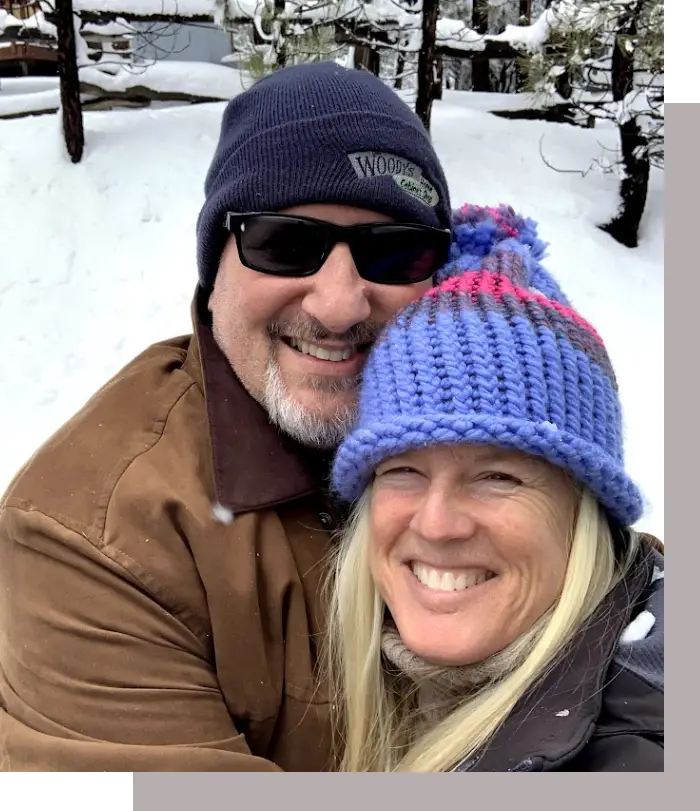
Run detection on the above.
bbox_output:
[196,61,452,293]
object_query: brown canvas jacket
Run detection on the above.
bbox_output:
[0,293,342,771]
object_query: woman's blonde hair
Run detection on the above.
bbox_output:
[322,487,640,772]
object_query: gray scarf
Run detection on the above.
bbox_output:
[380,617,538,730]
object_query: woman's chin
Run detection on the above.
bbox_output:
[394,618,493,667]
[415,647,479,668]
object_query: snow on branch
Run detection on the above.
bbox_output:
[82,18,137,35]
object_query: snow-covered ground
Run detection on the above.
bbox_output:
[0,86,664,539]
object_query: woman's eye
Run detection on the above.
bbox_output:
[378,466,419,477]
[482,472,523,485]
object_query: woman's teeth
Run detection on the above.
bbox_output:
[289,337,353,362]
[410,562,495,592]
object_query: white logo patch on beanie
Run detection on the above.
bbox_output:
[347,151,439,208]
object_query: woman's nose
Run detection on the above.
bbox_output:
[408,488,478,544]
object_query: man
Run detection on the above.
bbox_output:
[0,62,452,771]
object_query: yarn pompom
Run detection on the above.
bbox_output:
[436,203,569,306]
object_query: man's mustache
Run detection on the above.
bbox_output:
[268,315,383,347]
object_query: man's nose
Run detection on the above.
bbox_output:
[300,243,371,335]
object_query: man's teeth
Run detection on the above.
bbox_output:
[411,563,495,592]
[289,338,353,362]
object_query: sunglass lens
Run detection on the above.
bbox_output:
[240,216,328,276]
[353,229,446,285]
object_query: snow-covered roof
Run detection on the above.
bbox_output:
[60,1,407,24]
[82,18,137,36]
[70,0,218,17]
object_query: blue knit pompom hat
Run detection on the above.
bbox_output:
[331,203,644,527]
[196,61,452,293]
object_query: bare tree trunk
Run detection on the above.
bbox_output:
[55,0,84,163]
[416,0,439,129]
[472,0,490,92]
[515,0,532,90]
[601,2,649,248]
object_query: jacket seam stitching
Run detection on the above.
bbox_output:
[3,376,213,649]
[95,378,197,541]
[283,687,331,706]
[2,503,211,654]
[2,500,92,542]
[1,371,196,548]
[591,728,663,740]
[98,380,214,644]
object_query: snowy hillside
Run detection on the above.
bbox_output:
[0,89,664,538]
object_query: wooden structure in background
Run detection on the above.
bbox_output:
[0,1,56,76]
[0,0,134,76]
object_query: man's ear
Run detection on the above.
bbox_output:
[207,252,226,314]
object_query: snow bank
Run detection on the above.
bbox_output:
[0,87,59,117]
[0,63,248,118]
[80,61,248,99]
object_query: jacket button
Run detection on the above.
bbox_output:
[318,512,334,528]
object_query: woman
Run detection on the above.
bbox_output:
[325,204,664,772]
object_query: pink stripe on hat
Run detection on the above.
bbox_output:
[429,271,605,347]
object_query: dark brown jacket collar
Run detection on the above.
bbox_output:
[188,288,333,514]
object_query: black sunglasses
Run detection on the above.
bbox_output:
[223,212,451,286]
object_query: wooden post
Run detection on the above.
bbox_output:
[55,0,84,163]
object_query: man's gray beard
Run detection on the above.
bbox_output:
[262,356,359,449]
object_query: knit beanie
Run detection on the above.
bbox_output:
[196,61,452,292]
[332,203,644,527]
